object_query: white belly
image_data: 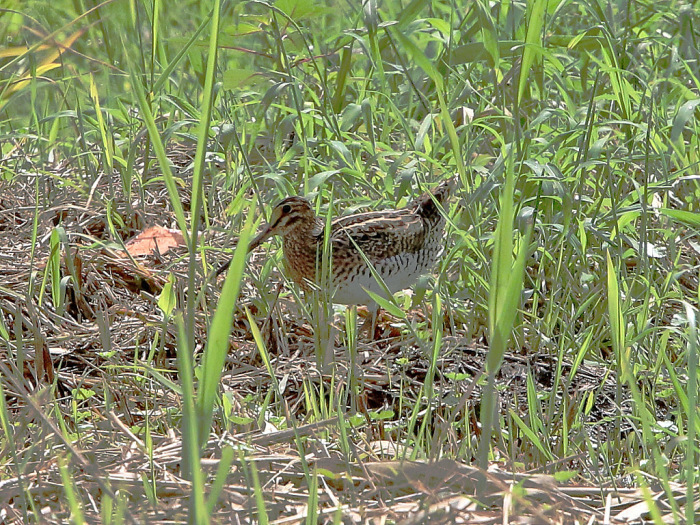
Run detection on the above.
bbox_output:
[330,250,439,305]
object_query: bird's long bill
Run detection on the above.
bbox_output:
[248,223,274,252]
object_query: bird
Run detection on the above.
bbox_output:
[219,177,456,334]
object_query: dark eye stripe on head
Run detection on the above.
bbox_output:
[271,207,295,229]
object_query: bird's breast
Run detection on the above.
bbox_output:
[282,238,319,291]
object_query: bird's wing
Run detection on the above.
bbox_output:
[327,209,426,262]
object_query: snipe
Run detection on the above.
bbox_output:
[221,177,455,333]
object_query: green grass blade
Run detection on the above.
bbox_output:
[479,147,531,469]
[185,0,222,392]
[127,65,190,246]
[189,0,221,239]
[250,459,269,525]
[196,204,255,445]
[517,0,547,105]
[683,302,697,525]
[206,446,235,515]
[176,313,209,524]
[58,455,85,525]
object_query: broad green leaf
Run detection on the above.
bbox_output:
[671,99,700,144]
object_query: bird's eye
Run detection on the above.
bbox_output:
[282,204,292,214]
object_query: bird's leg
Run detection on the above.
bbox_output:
[307,288,336,370]
[359,301,380,339]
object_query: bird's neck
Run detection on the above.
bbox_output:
[281,217,321,258]
[281,218,322,290]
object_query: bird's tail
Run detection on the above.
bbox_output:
[413,176,457,220]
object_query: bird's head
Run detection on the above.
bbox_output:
[248,196,317,251]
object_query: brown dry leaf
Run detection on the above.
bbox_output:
[124,226,185,257]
